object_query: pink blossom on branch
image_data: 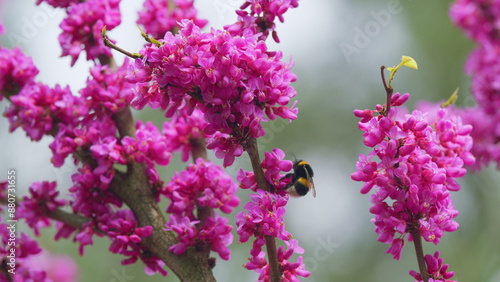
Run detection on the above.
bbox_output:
[235,149,309,281]
[36,0,78,8]
[449,0,500,45]
[127,20,298,166]
[162,108,208,162]
[137,0,208,39]
[224,0,300,42]
[0,223,47,281]
[409,251,456,282]
[450,0,500,170]
[235,190,310,281]
[351,93,475,260]
[58,0,121,66]
[5,83,73,141]
[17,181,67,236]
[0,47,39,97]
[21,251,79,281]
[163,158,239,260]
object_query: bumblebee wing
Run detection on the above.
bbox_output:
[310,178,316,198]
[304,167,316,198]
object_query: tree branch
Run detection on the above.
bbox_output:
[246,137,281,282]
[380,65,393,116]
[410,228,429,282]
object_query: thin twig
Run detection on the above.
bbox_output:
[410,228,430,282]
[380,65,393,116]
[246,137,281,282]
[102,26,143,59]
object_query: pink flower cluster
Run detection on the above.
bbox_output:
[3,50,170,275]
[107,210,166,276]
[224,0,300,42]
[0,228,45,281]
[137,0,208,39]
[450,0,500,170]
[162,108,208,162]
[238,148,293,194]
[246,239,309,282]
[19,251,79,282]
[36,0,78,8]
[5,83,72,141]
[449,0,500,45]
[0,192,66,282]
[17,181,67,236]
[235,190,310,281]
[235,149,309,281]
[0,47,39,98]
[351,93,475,260]
[236,190,290,242]
[409,251,456,282]
[127,20,298,166]
[58,0,121,65]
[163,158,239,260]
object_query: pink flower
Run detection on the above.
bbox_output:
[449,0,500,170]
[237,148,293,194]
[21,251,79,282]
[450,0,500,45]
[452,106,500,170]
[80,59,134,115]
[261,148,293,193]
[352,94,474,260]
[106,210,166,275]
[5,83,75,141]
[137,0,207,39]
[0,225,48,281]
[128,19,298,166]
[0,47,39,97]
[36,0,78,8]
[58,0,121,65]
[409,251,456,282]
[162,108,208,162]
[164,215,200,255]
[164,158,240,216]
[198,215,234,260]
[242,236,310,281]
[236,190,290,243]
[162,159,239,259]
[224,0,300,42]
[18,181,67,236]
[122,121,172,166]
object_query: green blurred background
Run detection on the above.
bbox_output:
[1,0,500,281]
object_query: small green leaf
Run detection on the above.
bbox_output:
[401,55,418,70]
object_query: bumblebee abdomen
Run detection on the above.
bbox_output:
[288,177,310,197]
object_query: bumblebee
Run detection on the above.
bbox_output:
[282,160,316,197]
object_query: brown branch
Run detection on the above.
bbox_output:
[246,137,281,282]
[0,197,93,231]
[47,208,91,229]
[110,164,215,281]
[102,27,143,59]
[410,228,429,282]
[112,107,136,138]
[380,65,393,116]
